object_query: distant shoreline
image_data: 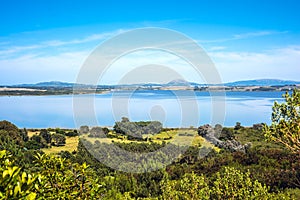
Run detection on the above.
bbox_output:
[0,85,298,96]
[1,79,299,96]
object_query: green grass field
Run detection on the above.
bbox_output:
[38,129,218,154]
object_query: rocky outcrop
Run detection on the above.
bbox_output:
[198,124,251,153]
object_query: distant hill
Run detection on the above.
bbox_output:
[15,81,75,88]
[167,79,190,86]
[9,79,300,88]
[224,79,300,87]
[166,79,200,86]
[14,81,94,88]
[35,81,75,87]
[166,79,300,87]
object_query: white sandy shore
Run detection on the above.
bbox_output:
[0,87,46,92]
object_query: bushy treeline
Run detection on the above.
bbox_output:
[11,124,79,150]
[113,117,162,139]
[79,117,163,141]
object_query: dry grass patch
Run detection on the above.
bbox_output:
[42,136,79,154]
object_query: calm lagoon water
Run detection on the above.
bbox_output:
[0,91,285,128]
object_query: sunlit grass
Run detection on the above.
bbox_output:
[37,128,220,154]
[28,131,38,138]
[42,136,78,154]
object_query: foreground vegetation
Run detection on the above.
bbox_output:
[0,90,299,199]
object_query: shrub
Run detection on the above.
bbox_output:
[51,133,66,146]
[264,89,300,153]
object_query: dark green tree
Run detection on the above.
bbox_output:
[0,120,25,145]
[31,135,42,143]
[234,122,243,130]
[51,133,66,146]
[39,129,51,144]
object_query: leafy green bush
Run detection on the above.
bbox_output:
[161,172,210,200]
[161,166,291,200]
[264,89,300,153]
[0,150,40,200]
[51,133,66,146]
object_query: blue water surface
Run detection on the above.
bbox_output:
[0,91,285,128]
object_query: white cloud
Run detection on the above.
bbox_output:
[0,44,42,56]
[0,51,89,84]
[209,46,300,82]
[42,30,125,47]
[0,27,298,85]
[208,46,227,51]
[198,30,288,44]
[1,45,299,85]
[0,29,125,58]
[232,31,286,39]
[99,50,202,85]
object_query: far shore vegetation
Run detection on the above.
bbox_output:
[0,79,299,96]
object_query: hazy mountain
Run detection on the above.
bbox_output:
[15,81,75,88]
[166,79,199,86]
[10,79,300,88]
[35,81,75,87]
[225,79,300,86]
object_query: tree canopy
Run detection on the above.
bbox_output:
[264,89,300,153]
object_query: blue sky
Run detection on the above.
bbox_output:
[0,0,299,85]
